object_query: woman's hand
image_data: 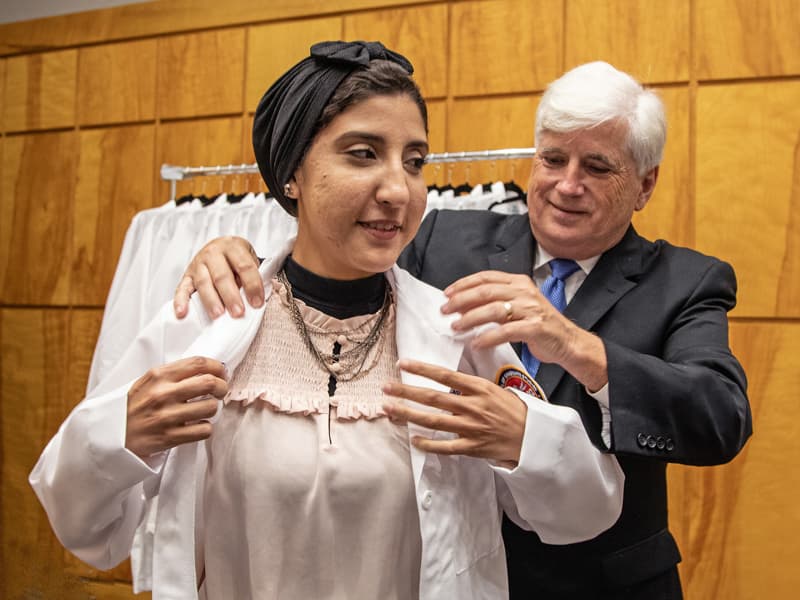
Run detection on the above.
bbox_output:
[382,359,527,468]
[125,357,228,458]
[173,236,263,320]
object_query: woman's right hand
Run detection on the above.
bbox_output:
[173,236,263,320]
[125,357,228,458]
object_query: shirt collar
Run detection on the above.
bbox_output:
[534,245,601,276]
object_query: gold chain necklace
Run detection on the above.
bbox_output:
[277,269,393,382]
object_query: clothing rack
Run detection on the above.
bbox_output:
[160,147,537,202]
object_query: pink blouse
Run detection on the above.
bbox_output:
[200,280,422,599]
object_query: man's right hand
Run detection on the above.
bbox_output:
[173,236,263,320]
[125,357,228,458]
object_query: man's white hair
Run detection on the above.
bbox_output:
[535,61,666,176]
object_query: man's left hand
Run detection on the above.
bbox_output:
[382,359,527,468]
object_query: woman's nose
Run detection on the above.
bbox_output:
[376,163,411,206]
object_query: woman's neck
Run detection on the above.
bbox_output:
[283,256,387,319]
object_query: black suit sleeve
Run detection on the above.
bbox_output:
[604,259,751,465]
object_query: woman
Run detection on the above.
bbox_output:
[30,41,623,599]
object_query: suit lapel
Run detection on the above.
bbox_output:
[488,213,535,275]
[487,215,535,356]
[536,226,651,396]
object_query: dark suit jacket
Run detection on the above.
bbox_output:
[399,210,752,599]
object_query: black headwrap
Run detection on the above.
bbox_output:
[252,40,414,215]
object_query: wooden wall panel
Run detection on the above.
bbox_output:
[565,0,689,83]
[0,309,73,599]
[246,18,343,113]
[0,58,5,127]
[0,0,441,56]
[156,117,245,199]
[448,95,538,186]
[0,132,75,305]
[669,322,800,599]
[696,80,800,318]
[344,4,448,98]
[3,49,77,132]
[695,0,800,80]
[157,29,246,119]
[78,40,157,126]
[450,0,562,97]
[71,125,156,306]
[632,86,691,248]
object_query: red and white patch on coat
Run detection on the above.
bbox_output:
[495,366,545,401]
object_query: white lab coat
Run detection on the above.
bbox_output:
[30,236,624,600]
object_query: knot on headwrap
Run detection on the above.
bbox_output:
[252,40,414,215]
[310,41,414,74]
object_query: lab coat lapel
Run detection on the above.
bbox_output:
[150,237,296,598]
[390,267,465,488]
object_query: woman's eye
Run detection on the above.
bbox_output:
[406,157,425,171]
[348,148,375,160]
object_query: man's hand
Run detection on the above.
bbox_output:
[382,359,527,468]
[173,236,263,320]
[441,270,608,392]
[125,357,228,458]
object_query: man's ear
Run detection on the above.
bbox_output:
[635,166,659,211]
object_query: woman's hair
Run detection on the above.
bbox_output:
[313,60,428,144]
[535,61,666,176]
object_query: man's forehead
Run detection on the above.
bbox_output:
[539,125,629,160]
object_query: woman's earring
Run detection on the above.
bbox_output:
[283,183,292,198]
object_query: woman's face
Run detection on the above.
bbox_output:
[291,93,429,280]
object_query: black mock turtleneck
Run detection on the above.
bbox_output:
[282,256,387,319]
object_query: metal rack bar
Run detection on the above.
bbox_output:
[160,147,536,200]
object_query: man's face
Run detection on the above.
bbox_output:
[527,120,658,260]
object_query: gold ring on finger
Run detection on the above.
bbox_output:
[503,301,514,322]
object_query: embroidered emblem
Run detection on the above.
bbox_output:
[495,365,545,400]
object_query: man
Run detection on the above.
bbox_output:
[173,61,751,599]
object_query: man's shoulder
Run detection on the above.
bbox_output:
[630,233,736,283]
[421,209,530,243]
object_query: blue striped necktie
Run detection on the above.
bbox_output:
[521,258,581,376]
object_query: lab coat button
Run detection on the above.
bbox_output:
[665,438,675,452]
[637,433,648,447]
[646,435,657,449]
[656,436,666,450]
[421,490,433,510]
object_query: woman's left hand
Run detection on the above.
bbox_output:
[382,359,527,468]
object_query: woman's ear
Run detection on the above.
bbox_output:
[283,175,300,200]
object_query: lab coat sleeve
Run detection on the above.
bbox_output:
[462,340,625,545]
[29,299,209,569]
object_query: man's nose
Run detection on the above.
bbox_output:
[554,163,585,196]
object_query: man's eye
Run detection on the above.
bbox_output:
[586,163,612,175]
[541,155,565,167]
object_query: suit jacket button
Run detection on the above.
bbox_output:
[656,436,666,450]
[637,433,648,447]
[666,438,675,452]
[647,435,657,449]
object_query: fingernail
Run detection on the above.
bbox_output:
[231,304,243,317]
[249,295,263,308]
[212,305,224,318]
[221,361,230,380]
[440,302,451,314]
